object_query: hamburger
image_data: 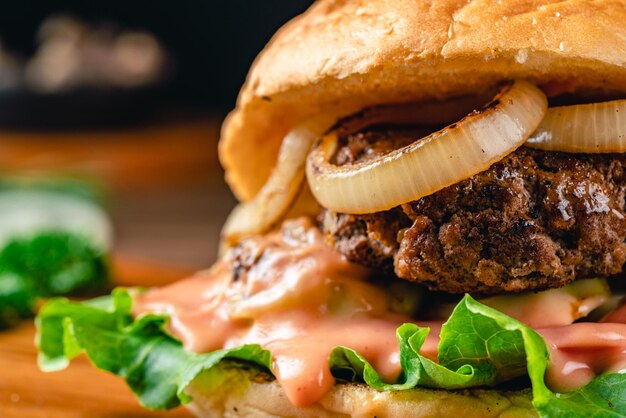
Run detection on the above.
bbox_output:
[36,1,626,417]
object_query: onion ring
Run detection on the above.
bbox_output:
[306,80,547,214]
[221,115,335,245]
[526,99,626,153]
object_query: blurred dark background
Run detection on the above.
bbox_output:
[0,1,313,110]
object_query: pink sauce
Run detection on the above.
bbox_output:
[133,218,626,406]
[480,279,609,329]
[229,312,439,404]
[539,323,626,392]
[133,219,439,406]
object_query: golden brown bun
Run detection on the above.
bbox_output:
[220,0,626,201]
[185,364,537,418]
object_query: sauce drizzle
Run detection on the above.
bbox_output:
[133,219,439,406]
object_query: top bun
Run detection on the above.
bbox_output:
[220,0,626,201]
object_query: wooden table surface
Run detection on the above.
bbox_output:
[0,260,198,418]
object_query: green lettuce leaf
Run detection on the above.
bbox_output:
[37,288,272,409]
[330,295,626,417]
[36,290,626,416]
[329,295,545,391]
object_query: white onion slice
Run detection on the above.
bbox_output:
[306,80,548,214]
[526,99,626,153]
[221,115,335,245]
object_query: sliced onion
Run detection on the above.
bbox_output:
[306,80,548,214]
[526,99,626,153]
[221,115,335,245]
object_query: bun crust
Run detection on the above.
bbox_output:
[185,364,537,418]
[220,0,626,201]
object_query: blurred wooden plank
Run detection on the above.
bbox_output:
[112,254,196,287]
[0,117,223,191]
[111,186,236,270]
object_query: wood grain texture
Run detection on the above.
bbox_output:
[0,118,223,191]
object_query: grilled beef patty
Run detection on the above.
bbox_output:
[321,127,626,294]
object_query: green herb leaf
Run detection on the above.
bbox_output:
[0,232,109,327]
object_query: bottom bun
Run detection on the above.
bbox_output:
[184,363,537,418]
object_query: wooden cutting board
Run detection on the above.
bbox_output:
[0,258,197,418]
